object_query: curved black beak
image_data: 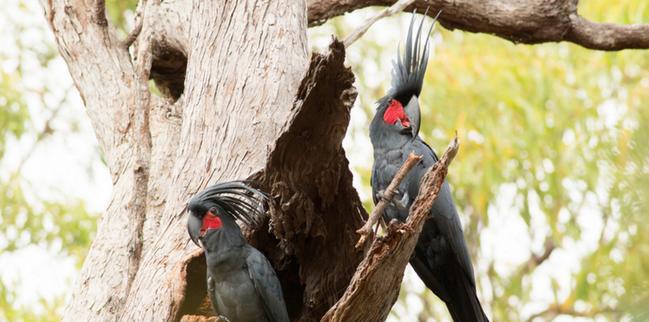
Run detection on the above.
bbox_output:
[187,213,202,247]
[404,95,421,138]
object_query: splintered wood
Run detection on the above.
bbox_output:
[322,136,459,322]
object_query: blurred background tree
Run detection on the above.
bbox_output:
[0,1,132,321]
[1,0,647,321]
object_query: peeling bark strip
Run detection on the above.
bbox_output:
[256,39,366,321]
[322,137,459,322]
[307,0,649,50]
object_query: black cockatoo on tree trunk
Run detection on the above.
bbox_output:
[187,181,289,322]
[369,13,489,322]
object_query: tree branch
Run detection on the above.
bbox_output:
[138,0,648,102]
[355,153,422,248]
[517,237,556,277]
[566,14,649,50]
[122,1,145,49]
[42,0,135,168]
[322,136,459,322]
[308,0,649,50]
[526,303,618,322]
[124,0,155,304]
[342,0,416,47]
[43,1,150,320]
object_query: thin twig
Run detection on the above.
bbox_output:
[342,0,417,48]
[122,0,148,50]
[525,303,618,322]
[355,153,422,248]
[322,135,459,322]
[518,237,556,277]
[122,12,144,49]
[7,89,71,184]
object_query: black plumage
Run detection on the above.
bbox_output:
[369,12,489,322]
[187,181,289,322]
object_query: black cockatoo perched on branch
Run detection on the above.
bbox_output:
[369,13,489,322]
[187,181,289,322]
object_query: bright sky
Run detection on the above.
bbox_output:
[0,2,612,321]
[0,0,111,314]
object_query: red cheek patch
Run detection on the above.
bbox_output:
[383,99,410,127]
[200,211,223,237]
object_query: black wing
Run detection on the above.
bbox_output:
[206,273,219,316]
[405,138,475,284]
[246,248,289,322]
[371,165,379,205]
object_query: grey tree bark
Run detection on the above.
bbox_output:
[41,0,648,321]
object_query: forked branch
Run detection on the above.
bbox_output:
[309,0,649,50]
[322,135,459,322]
[355,153,422,248]
[342,0,417,47]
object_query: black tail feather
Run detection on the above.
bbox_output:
[410,255,489,322]
[445,272,489,322]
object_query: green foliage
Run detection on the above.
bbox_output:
[0,281,64,322]
[0,183,96,262]
[0,93,96,321]
[0,2,99,321]
[319,0,649,321]
[1,1,647,321]
[105,0,138,33]
[0,68,28,156]
[421,28,648,321]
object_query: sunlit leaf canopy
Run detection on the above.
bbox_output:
[313,0,649,321]
[0,1,101,321]
[1,0,647,321]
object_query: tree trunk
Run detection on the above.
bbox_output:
[42,0,649,321]
[44,0,366,321]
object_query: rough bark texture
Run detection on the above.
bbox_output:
[44,0,143,319]
[308,0,649,50]
[42,0,648,321]
[143,0,649,127]
[254,40,364,320]
[122,0,314,317]
[143,0,649,55]
[322,138,459,322]
[45,0,369,320]
[139,0,649,109]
